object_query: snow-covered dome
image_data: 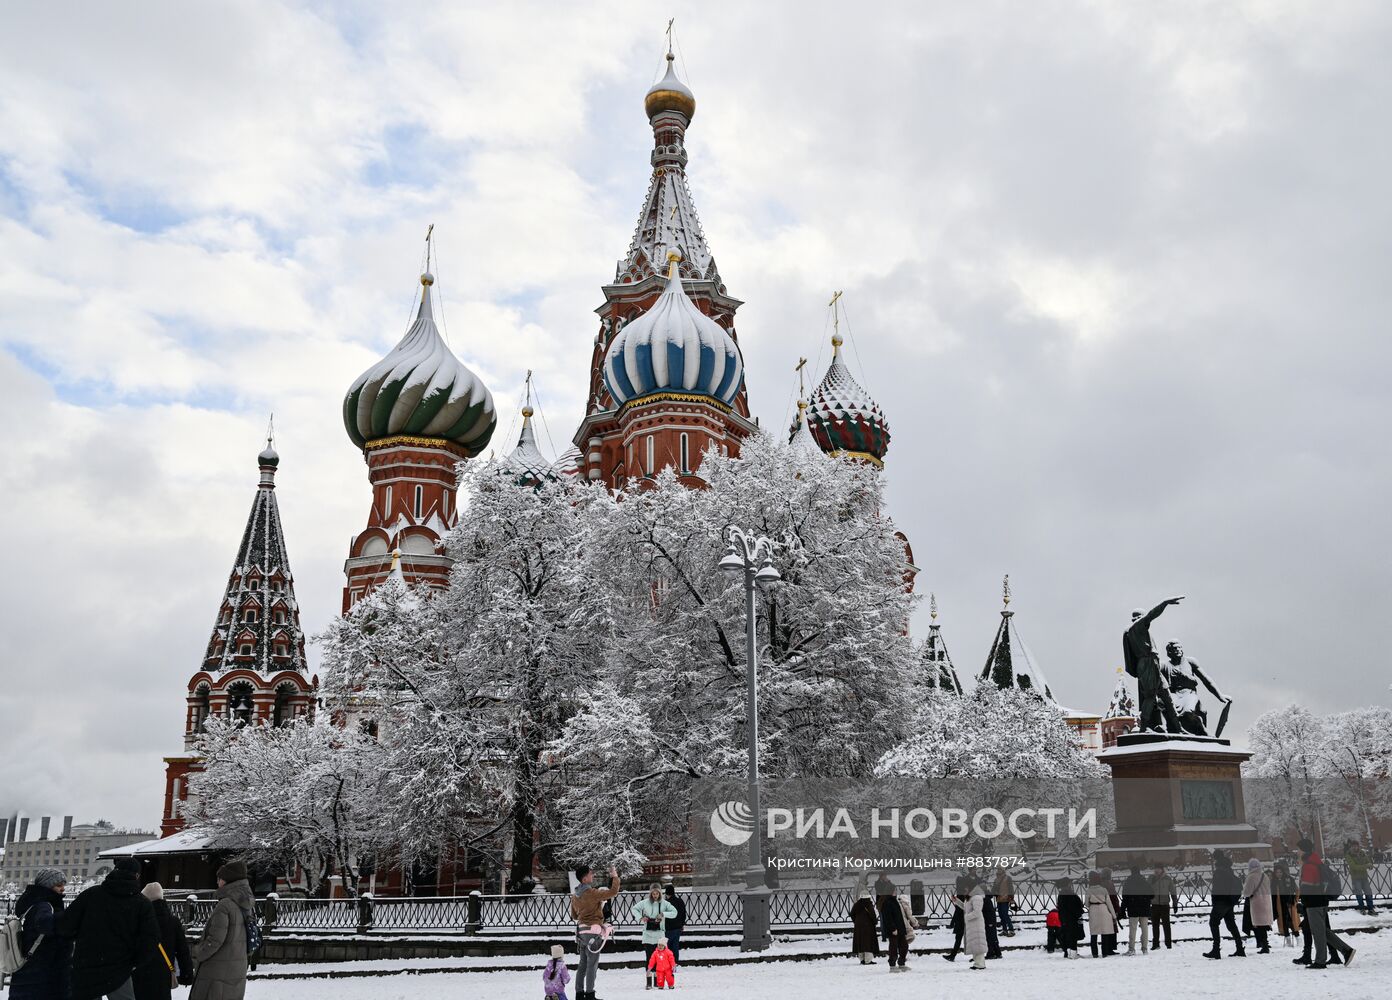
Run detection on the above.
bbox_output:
[343,272,497,456]
[805,333,890,464]
[552,444,585,478]
[786,399,826,459]
[602,251,743,409]
[645,52,695,121]
[496,406,553,485]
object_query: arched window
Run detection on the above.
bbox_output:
[680,433,690,473]
[227,682,255,727]
[646,436,655,476]
[414,485,423,518]
[272,685,296,728]
[192,686,211,733]
[243,608,257,624]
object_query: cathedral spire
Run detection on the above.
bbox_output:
[202,442,309,678]
[980,575,1054,700]
[921,593,964,694]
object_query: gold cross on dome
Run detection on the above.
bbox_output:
[828,290,843,336]
[666,18,675,55]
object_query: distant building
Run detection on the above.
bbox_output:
[1,818,153,887]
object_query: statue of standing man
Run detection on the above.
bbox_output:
[1123,597,1185,733]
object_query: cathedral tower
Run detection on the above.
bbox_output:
[341,262,497,609]
[574,52,757,486]
[160,439,318,836]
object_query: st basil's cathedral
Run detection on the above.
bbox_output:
[150,50,911,887]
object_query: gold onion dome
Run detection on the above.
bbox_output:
[343,271,497,456]
[645,52,695,121]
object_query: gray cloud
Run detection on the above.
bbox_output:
[1,0,1388,828]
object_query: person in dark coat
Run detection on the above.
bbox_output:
[1055,877,1084,959]
[131,883,192,1000]
[878,890,910,970]
[980,880,1002,959]
[850,890,880,963]
[942,877,967,961]
[662,884,686,966]
[56,858,159,1000]
[7,867,73,1000]
[1203,850,1245,959]
[1122,865,1153,955]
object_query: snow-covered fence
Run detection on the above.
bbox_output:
[59,860,1386,936]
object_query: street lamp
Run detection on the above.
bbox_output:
[719,525,781,952]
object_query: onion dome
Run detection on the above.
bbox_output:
[498,405,553,485]
[787,398,825,459]
[552,444,585,478]
[257,443,279,467]
[645,52,695,121]
[343,272,497,456]
[805,332,890,465]
[602,250,743,408]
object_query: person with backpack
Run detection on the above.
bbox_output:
[1296,838,1355,970]
[4,867,72,1000]
[56,858,159,1000]
[132,883,192,1000]
[189,859,256,1000]
[541,943,571,1000]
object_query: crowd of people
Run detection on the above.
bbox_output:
[562,866,686,999]
[4,859,256,1000]
[844,838,1369,974]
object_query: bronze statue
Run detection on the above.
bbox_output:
[1124,597,1184,733]
[1163,640,1232,738]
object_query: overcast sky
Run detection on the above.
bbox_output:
[2,0,1388,831]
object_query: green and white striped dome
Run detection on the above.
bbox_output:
[343,273,496,455]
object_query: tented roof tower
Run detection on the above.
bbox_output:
[922,593,964,694]
[980,575,1054,700]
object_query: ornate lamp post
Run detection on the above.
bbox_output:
[718,525,781,952]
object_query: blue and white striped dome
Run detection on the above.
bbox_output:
[602,252,743,408]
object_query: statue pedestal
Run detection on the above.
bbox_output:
[1094,734,1271,867]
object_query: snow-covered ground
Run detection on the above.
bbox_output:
[249,924,1390,999]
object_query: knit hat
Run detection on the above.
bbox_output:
[1247,858,1262,871]
[142,882,165,901]
[34,868,67,889]
[217,859,249,883]
[113,858,141,875]
[550,944,564,959]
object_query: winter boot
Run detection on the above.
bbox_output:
[1202,948,1221,960]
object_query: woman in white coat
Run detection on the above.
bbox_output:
[952,877,989,970]
[1087,870,1119,957]
[1242,858,1274,954]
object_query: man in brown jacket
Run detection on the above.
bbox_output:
[570,865,620,1000]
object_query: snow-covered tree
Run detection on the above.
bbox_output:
[188,717,390,895]
[548,435,924,868]
[875,685,1110,857]
[1244,705,1328,846]
[1314,708,1392,850]
[319,465,608,886]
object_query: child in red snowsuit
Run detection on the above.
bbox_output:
[1046,907,1063,953]
[647,939,676,989]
